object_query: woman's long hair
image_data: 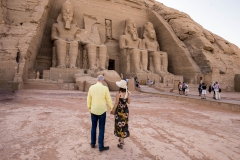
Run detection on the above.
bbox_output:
[119,87,126,92]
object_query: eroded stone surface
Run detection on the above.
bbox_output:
[0,0,240,91]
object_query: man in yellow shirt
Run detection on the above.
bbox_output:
[87,75,113,152]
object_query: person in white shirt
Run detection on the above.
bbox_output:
[214,82,221,100]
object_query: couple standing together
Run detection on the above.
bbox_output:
[87,75,131,152]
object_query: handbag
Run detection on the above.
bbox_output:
[219,88,221,92]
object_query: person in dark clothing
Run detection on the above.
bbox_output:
[198,83,202,96]
[201,83,207,99]
[111,80,131,149]
[208,85,212,93]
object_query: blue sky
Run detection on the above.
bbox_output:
[156,0,240,48]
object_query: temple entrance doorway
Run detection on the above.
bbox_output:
[108,59,115,70]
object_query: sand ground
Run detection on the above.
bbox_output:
[0,89,240,160]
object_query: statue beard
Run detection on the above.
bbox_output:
[65,20,71,29]
[132,33,138,41]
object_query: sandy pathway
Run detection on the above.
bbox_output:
[0,90,239,160]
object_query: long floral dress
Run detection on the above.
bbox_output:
[114,93,130,138]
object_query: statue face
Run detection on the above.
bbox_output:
[146,26,156,39]
[62,9,74,29]
[127,23,138,41]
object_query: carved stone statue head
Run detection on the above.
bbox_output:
[60,0,74,29]
[143,22,156,40]
[125,18,138,41]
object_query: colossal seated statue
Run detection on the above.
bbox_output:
[51,0,80,68]
[81,23,107,71]
[142,22,168,74]
[119,18,148,73]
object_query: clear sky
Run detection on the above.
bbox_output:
[156,0,240,48]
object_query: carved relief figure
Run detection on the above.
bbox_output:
[119,18,148,73]
[82,23,108,70]
[105,19,112,39]
[51,0,81,68]
[142,22,168,73]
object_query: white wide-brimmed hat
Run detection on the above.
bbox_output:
[116,80,127,89]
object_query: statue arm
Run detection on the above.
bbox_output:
[75,28,81,41]
[156,41,160,52]
[119,35,127,50]
[51,24,59,41]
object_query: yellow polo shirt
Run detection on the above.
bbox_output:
[87,82,113,115]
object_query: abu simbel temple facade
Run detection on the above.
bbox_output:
[1,0,240,92]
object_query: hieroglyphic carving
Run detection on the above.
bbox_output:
[105,19,112,39]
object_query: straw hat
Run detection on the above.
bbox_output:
[116,80,130,99]
[116,80,127,89]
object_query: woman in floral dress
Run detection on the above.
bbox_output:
[111,80,131,149]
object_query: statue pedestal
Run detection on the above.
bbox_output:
[125,72,161,85]
[43,67,84,83]
[125,71,183,87]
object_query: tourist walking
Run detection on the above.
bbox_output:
[214,82,221,100]
[212,82,216,99]
[198,83,202,96]
[178,82,183,95]
[87,75,114,152]
[182,82,186,95]
[201,83,207,99]
[184,82,189,96]
[111,80,131,149]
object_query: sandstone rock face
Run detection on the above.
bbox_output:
[234,74,240,92]
[152,3,240,89]
[0,0,52,85]
[0,0,240,91]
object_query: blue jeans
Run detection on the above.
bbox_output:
[91,112,106,149]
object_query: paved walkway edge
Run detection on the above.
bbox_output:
[140,90,240,112]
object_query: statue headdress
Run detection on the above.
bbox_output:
[57,0,76,24]
[124,18,136,35]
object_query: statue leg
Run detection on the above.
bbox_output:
[161,51,168,72]
[141,50,149,73]
[98,45,107,70]
[86,44,97,70]
[131,49,141,73]
[152,51,161,74]
[55,39,66,68]
[69,41,79,68]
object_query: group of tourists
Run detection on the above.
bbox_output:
[198,81,221,100]
[177,81,221,100]
[210,81,221,100]
[147,79,155,86]
[178,82,189,96]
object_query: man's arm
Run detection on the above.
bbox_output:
[105,88,113,111]
[87,89,92,112]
